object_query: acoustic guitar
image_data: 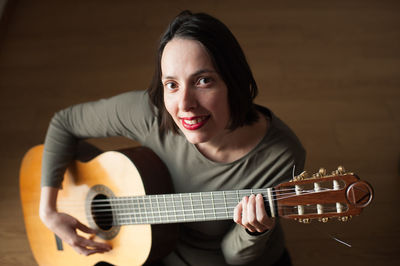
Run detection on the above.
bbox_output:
[20,145,373,266]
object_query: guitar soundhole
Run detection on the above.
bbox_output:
[91,194,113,231]
[86,185,120,240]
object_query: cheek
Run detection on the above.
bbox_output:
[163,94,176,117]
[210,92,230,121]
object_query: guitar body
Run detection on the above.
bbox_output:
[20,145,177,266]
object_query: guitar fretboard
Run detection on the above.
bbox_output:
[103,189,274,225]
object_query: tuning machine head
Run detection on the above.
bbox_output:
[312,168,327,178]
[332,166,346,175]
[291,171,308,182]
[319,217,329,223]
[338,215,352,222]
[298,218,311,224]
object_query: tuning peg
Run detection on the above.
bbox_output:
[299,171,308,179]
[299,218,311,224]
[319,168,327,176]
[312,168,327,178]
[332,166,346,175]
[291,171,308,182]
[338,215,352,222]
[337,166,345,174]
[319,217,329,223]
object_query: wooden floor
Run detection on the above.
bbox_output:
[1,0,399,265]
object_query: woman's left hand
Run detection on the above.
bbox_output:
[233,194,275,233]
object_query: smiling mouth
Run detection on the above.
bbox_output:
[181,116,210,130]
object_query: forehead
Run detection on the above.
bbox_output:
[161,38,215,78]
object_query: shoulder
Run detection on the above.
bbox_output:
[256,105,306,171]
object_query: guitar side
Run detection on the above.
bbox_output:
[19,145,176,266]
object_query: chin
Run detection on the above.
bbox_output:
[182,131,210,145]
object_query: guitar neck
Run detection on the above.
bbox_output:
[102,188,276,225]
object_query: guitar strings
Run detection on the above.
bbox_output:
[57,187,344,226]
[310,223,352,248]
[56,187,335,212]
[89,204,345,226]
[57,186,332,207]
[88,188,333,214]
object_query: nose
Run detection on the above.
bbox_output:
[178,86,197,111]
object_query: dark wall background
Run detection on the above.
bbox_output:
[1,0,399,265]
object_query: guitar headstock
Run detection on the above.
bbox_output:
[275,166,373,223]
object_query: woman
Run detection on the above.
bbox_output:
[39,10,305,265]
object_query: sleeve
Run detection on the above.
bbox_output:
[41,90,156,188]
[221,223,282,265]
[220,136,306,265]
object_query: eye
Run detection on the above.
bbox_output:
[197,77,213,87]
[164,81,177,90]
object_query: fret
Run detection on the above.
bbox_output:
[128,197,133,224]
[138,197,147,224]
[171,194,177,222]
[156,195,161,224]
[189,193,195,221]
[121,198,127,224]
[210,191,217,219]
[222,191,229,218]
[200,192,205,220]
[136,196,141,224]
[163,194,169,223]
[146,196,151,224]
[132,197,137,224]
[124,197,130,223]
[120,198,126,224]
[179,194,186,222]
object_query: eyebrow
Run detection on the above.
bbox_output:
[162,69,216,81]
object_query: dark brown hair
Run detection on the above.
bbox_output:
[148,10,259,134]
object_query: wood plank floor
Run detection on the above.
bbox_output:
[1,0,399,265]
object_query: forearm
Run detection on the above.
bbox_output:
[39,186,59,223]
[221,222,285,265]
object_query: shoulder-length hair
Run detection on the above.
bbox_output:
[147,10,259,134]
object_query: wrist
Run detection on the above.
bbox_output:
[245,228,269,236]
[39,186,59,222]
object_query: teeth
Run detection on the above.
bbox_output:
[184,117,206,125]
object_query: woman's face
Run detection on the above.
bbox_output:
[161,38,230,145]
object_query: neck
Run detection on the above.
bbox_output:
[102,188,276,226]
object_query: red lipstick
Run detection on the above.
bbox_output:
[181,116,209,130]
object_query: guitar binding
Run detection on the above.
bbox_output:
[85,184,120,240]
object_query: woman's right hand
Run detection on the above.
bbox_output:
[39,187,112,256]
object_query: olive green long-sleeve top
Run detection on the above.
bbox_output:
[42,90,305,265]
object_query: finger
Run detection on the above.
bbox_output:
[67,233,111,254]
[240,196,255,232]
[245,195,259,232]
[79,236,112,251]
[252,194,269,232]
[241,196,249,224]
[75,222,111,250]
[73,244,106,256]
[256,194,274,230]
[233,200,243,225]
[75,221,97,235]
